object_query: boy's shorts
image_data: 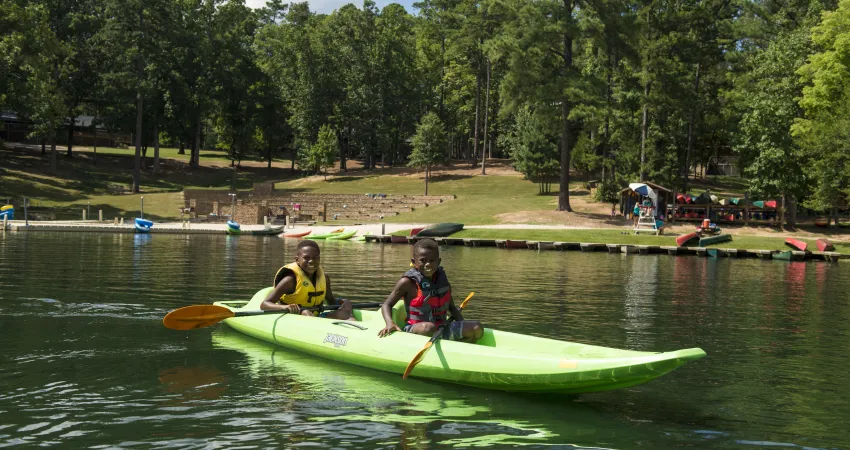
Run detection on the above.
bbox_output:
[403,321,465,341]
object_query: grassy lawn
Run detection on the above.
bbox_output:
[69,145,295,167]
[276,172,582,225]
[0,145,296,220]
[686,175,749,198]
[389,228,850,253]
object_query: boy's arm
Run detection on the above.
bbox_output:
[378,278,412,337]
[447,292,464,321]
[261,275,299,312]
[323,274,340,306]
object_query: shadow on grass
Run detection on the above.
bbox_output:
[430,174,474,182]
[1,145,300,202]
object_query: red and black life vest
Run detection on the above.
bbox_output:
[404,267,451,325]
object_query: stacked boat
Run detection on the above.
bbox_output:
[226,220,241,235]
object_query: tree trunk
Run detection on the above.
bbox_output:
[340,128,349,171]
[425,166,430,195]
[132,5,144,193]
[472,46,482,168]
[67,115,75,157]
[50,135,57,173]
[683,62,701,193]
[178,141,185,155]
[41,138,46,155]
[268,144,273,169]
[153,119,160,174]
[639,82,650,182]
[558,8,574,212]
[603,48,613,182]
[481,58,490,175]
[93,133,97,166]
[191,114,201,169]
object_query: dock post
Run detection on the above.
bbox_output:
[381,223,386,235]
[2,215,6,230]
[99,210,103,222]
[82,209,87,221]
[23,197,28,226]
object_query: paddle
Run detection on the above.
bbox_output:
[402,292,474,380]
[163,302,383,331]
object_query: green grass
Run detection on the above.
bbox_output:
[389,228,850,253]
[276,173,581,225]
[686,175,750,198]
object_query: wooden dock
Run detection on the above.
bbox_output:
[359,235,846,262]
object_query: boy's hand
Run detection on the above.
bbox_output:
[378,324,402,337]
[285,304,301,314]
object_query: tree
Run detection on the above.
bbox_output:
[500,106,560,194]
[299,124,338,178]
[793,0,850,223]
[409,112,448,195]
[734,29,811,224]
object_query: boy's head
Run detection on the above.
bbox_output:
[294,240,321,275]
[411,239,440,278]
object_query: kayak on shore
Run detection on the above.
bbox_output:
[210,288,706,394]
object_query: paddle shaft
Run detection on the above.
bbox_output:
[235,302,383,317]
[402,292,474,379]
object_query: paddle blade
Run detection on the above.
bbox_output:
[163,305,235,330]
[459,292,474,310]
[402,341,433,380]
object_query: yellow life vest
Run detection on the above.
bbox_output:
[272,262,326,310]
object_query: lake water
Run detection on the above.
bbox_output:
[1,232,848,448]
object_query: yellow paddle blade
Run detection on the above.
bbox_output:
[162,305,235,330]
[402,341,433,380]
[459,291,474,309]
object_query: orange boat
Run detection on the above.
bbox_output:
[784,238,807,252]
[817,238,835,252]
[283,230,312,238]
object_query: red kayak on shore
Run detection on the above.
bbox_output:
[817,238,835,252]
[785,238,807,252]
[676,232,699,246]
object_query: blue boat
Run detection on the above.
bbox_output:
[134,218,153,233]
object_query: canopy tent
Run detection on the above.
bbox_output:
[629,183,658,206]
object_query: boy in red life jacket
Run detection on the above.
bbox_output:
[377,239,483,343]
[260,240,355,320]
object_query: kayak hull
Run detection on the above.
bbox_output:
[416,223,464,237]
[676,232,699,247]
[251,226,284,236]
[327,229,357,240]
[698,234,731,247]
[817,239,835,252]
[785,238,807,252]
[283,230,312,238]
[213,288,706,394]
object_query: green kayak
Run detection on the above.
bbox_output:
[310,229,345,240]
[213,288,706,394]
[326,229,357,240]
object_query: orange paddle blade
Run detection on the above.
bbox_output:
[459,292,474,310]
[402,341,433,379]
[163,305,235,330]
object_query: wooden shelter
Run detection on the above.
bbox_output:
[619,182,673,219]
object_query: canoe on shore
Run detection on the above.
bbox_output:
[785,238,807,252]
[283,230,312,238]
[772,251,793,261]
[817,238,835,252]
[212,288,706,394]
[251,226,284,236]
[698,233,732,247]
[676,232,699,247]
[416,223,464,237]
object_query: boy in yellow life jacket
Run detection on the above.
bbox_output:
[261,240,355,320]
